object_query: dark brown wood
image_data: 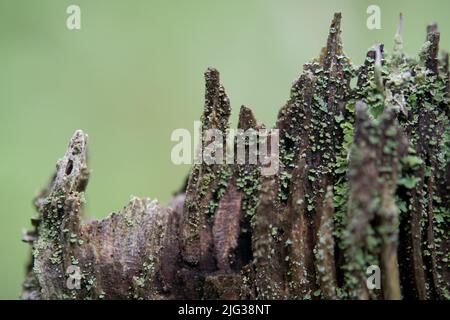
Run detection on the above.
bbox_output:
[21,13,449,300]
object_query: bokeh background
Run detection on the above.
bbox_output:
[1,0,449,299]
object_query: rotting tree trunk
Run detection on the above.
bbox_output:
[21,13,449,300]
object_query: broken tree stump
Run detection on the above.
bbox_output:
[21,13,449,300]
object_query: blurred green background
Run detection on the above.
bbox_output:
[0,0,449,299]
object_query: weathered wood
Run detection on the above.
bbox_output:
[22,13,449,300]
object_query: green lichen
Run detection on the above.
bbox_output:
[205,167,232,217]
[236,166,260,219]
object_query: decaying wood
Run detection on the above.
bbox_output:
[21,13,449,300]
